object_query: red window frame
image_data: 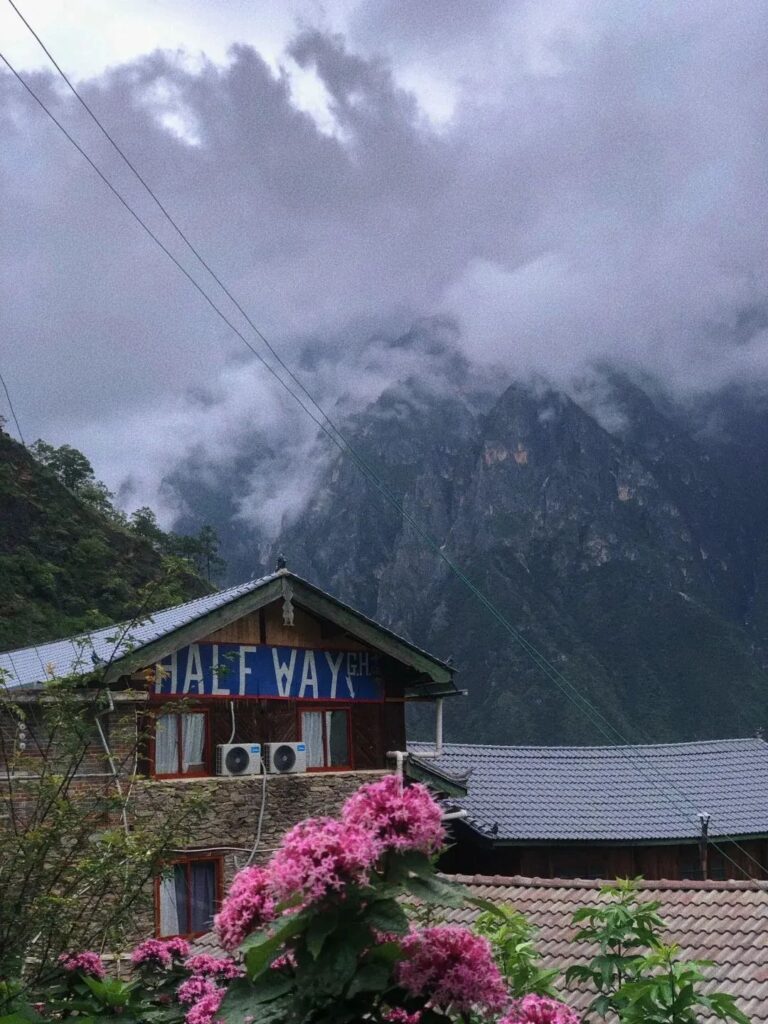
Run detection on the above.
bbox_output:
[297,703,354,772]
[154,855,223,938]
[150,707,211,779]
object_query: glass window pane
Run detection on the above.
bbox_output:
[190,861,216,933]
[155,714,179,774]
[302,712,324,768]
[181,713,205,773]
[326,710,349,767]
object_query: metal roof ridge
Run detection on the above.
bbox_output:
[442,873,768,892]
[408,738,767,755]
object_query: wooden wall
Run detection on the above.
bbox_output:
[441,834,768,881]
[200,604,369,650]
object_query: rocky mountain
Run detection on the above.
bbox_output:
[167,372,768,745]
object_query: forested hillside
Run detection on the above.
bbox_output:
[0,427,214,652]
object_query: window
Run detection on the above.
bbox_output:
[153,710,208,777]
[300,706,351,770]
[157,858,221,937]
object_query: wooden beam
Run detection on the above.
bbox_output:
[292,587,454,686]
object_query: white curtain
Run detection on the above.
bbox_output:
[155,714,179,774]
[158,873,180,936]
[182,714,205,772]
[302,711,324,768]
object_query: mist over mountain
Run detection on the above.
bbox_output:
[164,362,768,746]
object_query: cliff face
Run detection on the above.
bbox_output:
[165,372,768,745]
[264,376,768,745]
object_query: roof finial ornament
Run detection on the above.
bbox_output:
[276,553,287,572]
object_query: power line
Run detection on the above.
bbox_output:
[0,368,25,445]
[3,0,353,454]
[2,46,767,888]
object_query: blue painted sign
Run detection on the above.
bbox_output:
[152,643,381,701]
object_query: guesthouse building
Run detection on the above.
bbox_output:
[0,565,458,940]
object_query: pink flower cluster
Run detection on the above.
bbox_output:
[215,775,446,952]
[343,775,445,855]
[270,818,376,903]
[178,955,239,1024]
[184,953,242,980]
[131,937,190,969]
[214,866,277,951]
[384,1010,422,1023]
[184,988,224,1024]
[501,995,581,1024]
[58,951,106,979]
[396,926,508,1015]
[178,975,220,1005]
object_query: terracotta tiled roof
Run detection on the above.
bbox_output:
[440,875,768,1022]
[193,874,768,1020]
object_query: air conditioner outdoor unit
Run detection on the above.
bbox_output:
[265,742,307,775]
[216,743,262,777]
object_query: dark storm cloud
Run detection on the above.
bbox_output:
[2,1,768,525]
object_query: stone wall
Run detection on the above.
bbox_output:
[128,769,387,942]
[132,769,386,875]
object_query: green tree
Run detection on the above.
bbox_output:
[473,902,559,998]
[0,656,204,993]
[615,943,749,1024]
[30,441,96,493]
[568,879,749,1024]
[129,506,166,548]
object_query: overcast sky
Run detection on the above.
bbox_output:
[2,1,767,526]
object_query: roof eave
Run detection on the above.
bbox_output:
[406,755,468,797]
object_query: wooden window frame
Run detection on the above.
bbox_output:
[297,703,354,772]
[154,855,223,939]
[150,707,212,779]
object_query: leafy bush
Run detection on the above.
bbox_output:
[5,788,751,1024]
[566,879,748,1024]
[11,775,580,1024]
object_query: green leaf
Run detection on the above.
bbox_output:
[466,896,503,916]
[365,898,410,935]
[366,941,403,964]
[220,979,292,1024]
[404,874,464,907]
[241,911,308,978]
[390,849,435,878]
[249,974,295,1007]
[347,961,392,997]
[306,909,339,959]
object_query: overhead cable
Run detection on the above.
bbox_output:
[2,43,767,887]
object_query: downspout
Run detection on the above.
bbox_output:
[94,688,129,835]
[698,812,710,880]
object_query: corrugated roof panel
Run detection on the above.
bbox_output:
[0,574,279,689]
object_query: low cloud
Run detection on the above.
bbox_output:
[2,1,768,530]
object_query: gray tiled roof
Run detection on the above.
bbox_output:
[408,739,768,841]
[0,573,280,689]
